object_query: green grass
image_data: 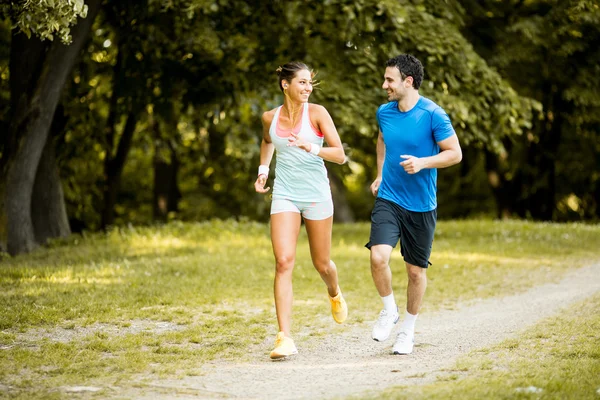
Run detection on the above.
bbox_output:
[0,219,598,398]
[367,293,600,400]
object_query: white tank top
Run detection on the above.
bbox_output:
[269,103,331,202]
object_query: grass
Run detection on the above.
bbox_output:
[367,293,600,400]
[0,219,599,398]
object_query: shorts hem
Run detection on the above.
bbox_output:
[303,214,333,221]
[270,209,301,215]
[365,241,397,250]
[404,258,429,268]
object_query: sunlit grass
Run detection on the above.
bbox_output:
[0,219,598,398]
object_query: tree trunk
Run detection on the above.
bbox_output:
[329,170,354,223]
[153,153,181,221]
[484,145,525,220]
[32,135,71,244]
[151,115,181,222]
[101,110,141,229]
[153,148,181,221]
[3,0,101,255]
[524,92,563,221]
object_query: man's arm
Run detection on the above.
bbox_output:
[370,129,386,196]
[400,134,462,175]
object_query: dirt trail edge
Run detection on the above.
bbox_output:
[128,263,600,400]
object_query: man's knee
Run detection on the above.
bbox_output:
[371,250,390,271]
[406,263,426,282]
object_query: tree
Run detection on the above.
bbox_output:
[47,0,540,228]
[3,0,547,242]
[1,0,101,255]
[461,0,600,220]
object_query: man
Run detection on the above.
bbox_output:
[366,54,462,355]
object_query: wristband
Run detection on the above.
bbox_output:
[309,143,321,156]
[258,165,269,177]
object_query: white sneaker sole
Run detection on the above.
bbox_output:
[372,315,400,342]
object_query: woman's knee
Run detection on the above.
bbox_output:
[275,254,295,274]
[312,258,333,275]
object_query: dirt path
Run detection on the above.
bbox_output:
[123,263,600,400]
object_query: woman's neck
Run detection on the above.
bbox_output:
[283,100,302,116]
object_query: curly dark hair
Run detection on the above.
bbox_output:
[276,61,311,92]
[385,54,424,90]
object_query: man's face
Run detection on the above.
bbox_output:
[382,66,412,102]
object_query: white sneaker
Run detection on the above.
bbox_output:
[392,329,414,355]
[372,308,399,341]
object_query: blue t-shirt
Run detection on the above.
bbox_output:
[376,96,455,212]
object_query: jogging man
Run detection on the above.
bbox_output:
[366,54,462,355]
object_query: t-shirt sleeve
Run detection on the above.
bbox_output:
[431,107,455,143]
[376,104,384,130]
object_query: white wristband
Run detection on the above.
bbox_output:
[258,165,269,177]
[309,143,321,156]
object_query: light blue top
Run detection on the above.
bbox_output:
[376,96,455,212]
[269,103,331,202]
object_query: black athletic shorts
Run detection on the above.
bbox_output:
[365,197,437,268]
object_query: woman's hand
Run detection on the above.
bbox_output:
[255,174,271,193]
[287,132,311,152]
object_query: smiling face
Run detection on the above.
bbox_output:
[382,66,413,102]
[282,69,313,103]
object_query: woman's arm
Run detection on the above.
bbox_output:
[288,104,346,164]
[255,111,275,193]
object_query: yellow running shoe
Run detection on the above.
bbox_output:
[329,287,348,324]
[269,332,298,360]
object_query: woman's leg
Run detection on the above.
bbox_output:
[270,211,302,336]
[304,216,339,297]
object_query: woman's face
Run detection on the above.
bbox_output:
[284,69,313,103]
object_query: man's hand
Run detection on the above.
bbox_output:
[400,155,425,174]
[254,175,270,193]
[370,177,382,197]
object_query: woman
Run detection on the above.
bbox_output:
[254,61,348,359]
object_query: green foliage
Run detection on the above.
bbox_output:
[1,0,88,43]
[3,0,599,231]
[461,0,600,220]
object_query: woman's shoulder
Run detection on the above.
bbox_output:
[308,103,329,117]
[261,106,280,125]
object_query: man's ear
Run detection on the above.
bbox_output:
[405,76,413,88]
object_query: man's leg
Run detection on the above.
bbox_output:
[370,244,394,297]
[405,262,427,316]
[393,207,435,355]
[393,262,426,355]
[370,244,400,341]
